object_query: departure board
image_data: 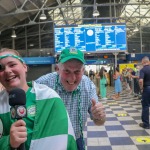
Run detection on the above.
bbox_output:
[54,24,127,53]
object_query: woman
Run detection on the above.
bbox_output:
[95,71,100,97]
[99,67,108,100]
[0,48,77,150]
[112,67,122,100]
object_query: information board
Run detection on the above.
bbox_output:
[54,24,127,53]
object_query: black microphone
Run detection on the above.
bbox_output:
[9,88,27,150]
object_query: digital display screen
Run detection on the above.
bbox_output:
[54,24,127,53]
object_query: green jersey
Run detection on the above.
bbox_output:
[0,81,77,150]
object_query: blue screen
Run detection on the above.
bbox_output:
[54,24,127,53]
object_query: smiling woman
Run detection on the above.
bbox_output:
[0,48,28,92]
[0,48,77,150]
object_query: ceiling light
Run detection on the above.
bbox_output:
[93,9,100,17]
[93,0,100,17]
[11,30,16,38]
[133,26,138,32]
[29,44,34,47]
[40,10,47,20]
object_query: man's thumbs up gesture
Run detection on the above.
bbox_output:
[91,99,106,125]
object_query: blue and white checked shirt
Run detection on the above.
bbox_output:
[35,72,98,139]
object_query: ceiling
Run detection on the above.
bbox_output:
[0,0,150,57]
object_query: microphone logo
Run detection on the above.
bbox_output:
[10,107,16,119]
[10,105,27,119]
[17,106,26,117]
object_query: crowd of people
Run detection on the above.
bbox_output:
[121,64,142,99]
[87,64,143,101]
[0,47,150,150]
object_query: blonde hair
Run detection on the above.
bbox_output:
[0,48,21,56]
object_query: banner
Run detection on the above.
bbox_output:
[119,63,135,73]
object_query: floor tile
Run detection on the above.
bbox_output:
[84,86,150,149]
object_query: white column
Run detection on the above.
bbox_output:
[113,52,119,68]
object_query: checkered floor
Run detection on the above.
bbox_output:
[83,86,150,150]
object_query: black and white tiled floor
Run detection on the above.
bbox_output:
[83,87,150,150]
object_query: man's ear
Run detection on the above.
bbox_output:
[55,64,59,72]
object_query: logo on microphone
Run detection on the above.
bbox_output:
[17,106,26,117]
[10,107,16,119]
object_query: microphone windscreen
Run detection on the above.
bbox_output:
[9,88,26,106]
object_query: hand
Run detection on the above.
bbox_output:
[91,99,106,122]
[10,120,27,148]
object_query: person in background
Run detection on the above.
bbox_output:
[0,48,77,150]
[121,69,127,90]
[84,70,88,76]
[99,67,108,100]
[129,68,136,94]
[95,71,100,97]
[112,67,122,100]
[131,65,140,97]
[139,56,150,129]
[89,69,95,80]
[35,48,106,150]
[125,68,132,94]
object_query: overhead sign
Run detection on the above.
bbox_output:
[54,24,127,53]
[86,59,112,65]
[23,57,55,65]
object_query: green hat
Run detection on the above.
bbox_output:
[58,48,85,64]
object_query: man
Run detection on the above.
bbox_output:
[139,56,150,129]
[35,48,106,149]
[131,65,140,97]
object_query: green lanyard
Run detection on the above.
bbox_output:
[75,89,85,150]
[55,75,85,150]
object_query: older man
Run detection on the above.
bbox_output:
[35,48,106,150]
[139,56,150,129]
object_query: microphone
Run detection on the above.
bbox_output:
[9,88,27,150]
